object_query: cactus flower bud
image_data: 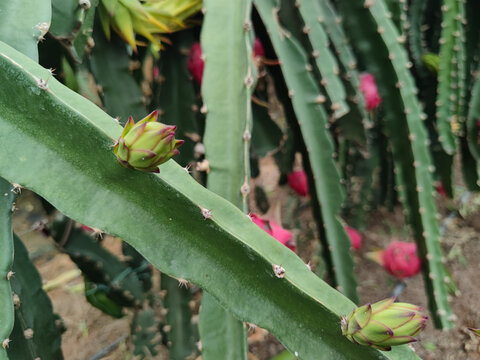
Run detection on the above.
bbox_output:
[382,241,421,279]
[341,297,428,351]
[287,170,309,197]
[468,328,480,337]
[187,42,204,85]
[359,73,382,111]
[346,225,362,250]
[113,111,184,173]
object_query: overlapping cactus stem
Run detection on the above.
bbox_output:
[255,0,359,303]
[436,0,467,154]
[0,179,16,357]
[98,0,202,51]
[315,0,369,141]
[199,1,254,358]
[339,0,454,328]
[294,0,349,119]
[241,25,256,214]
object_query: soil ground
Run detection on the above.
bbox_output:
[11,155,480,359]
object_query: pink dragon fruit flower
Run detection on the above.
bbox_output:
[382,241,421,279]
[346,225,362,250]
[436,182,447,196]
[359,73,382,111]
[81,225,94,233]
[187,42,204,85]
[253,38,265,59]
[250,213,296,252]
[188,39,265,85]
[287,170,309,197]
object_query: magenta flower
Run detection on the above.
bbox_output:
[187,42,204,85]
[382,241,421,279]
[253,38,264,59]
[346,226,362,250]
[359,73,382,111]
[188,39,265,86]
[436,182,447,196]
[287,170,309,197]
[250,214,296,252]
[81,225,94,233]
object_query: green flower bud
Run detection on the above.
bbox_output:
[340,297,428,351]
[113,111,184,173]
[469,328,480,337]
[421,53,440,74]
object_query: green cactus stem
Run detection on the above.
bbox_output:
[0,179,16,360]
[0,0,51,62]
[161,274,197,359]
[198,0,255,357]
[90,22,146,124]
[0,38,419,359]
[49,0,99,62]
[436,0,466,154]
[338,0,454,328]
[255,0,359,302]
[7,235,63,359]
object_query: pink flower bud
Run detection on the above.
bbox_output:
[346,226,362,250]
[253,38,264,59]
[250,213,296,252]
[81,225,94,233]
[359,73,382,111]
[153,66,160,80]
[436,182,447,196]
[188,39,264,86]
[287,170,309,197]
[187,42,204,85]
[382,241,421,279]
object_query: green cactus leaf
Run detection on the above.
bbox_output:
[0,40,419,360]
